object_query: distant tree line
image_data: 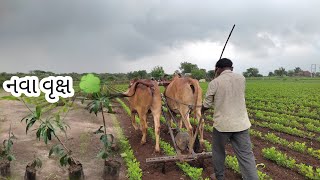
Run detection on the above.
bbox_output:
[0,61,216,86]
[243,67,320,77]
[125,61,216,81]
[1,64,319,86]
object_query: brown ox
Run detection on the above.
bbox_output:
[164,75,204,153]
[121,79,161,152]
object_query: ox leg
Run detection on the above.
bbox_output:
[139,113,148,145]
[197,109,205,147]
[178,118,183,129]
[131,112,139,130]
[182,113,194,154]
[153,113,161,153]
[199,120,204,146]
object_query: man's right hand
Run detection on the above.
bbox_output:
[201,105,209,114]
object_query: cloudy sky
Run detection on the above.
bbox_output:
[0,0,319,75]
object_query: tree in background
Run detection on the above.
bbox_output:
[179,62,198,74]
[127,70,148,80]
[268,72,274,77]
[206,70,215,80]
[274,67,287,76]
[137,70,148,79]
[294,67,302,74]
[191,68,206,80]
[150,66,165,80]
[287,70,295,77]
[243,68,262,77]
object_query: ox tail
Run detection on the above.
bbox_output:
[189,78,199,119]
[110,80,155,99]
[109,92,130,99]
[108,82,140,99]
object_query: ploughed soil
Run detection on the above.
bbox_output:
[113,100,242,180]
[0,98,127,180]
[113,106,189,180]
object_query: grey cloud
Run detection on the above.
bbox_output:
[0,0,319,74]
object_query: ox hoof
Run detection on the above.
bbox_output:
[155,147,160,153]
[177,154,185,162]
[140,140,146,145]
[132,124,139,130]
[200,139,205,146]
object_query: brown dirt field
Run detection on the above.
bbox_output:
[0,99,127,180]
[113,106,188,180]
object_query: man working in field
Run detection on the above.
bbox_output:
[201,58,259,180]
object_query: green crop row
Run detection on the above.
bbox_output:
[238,81,319,120]
[246,96,320,109]
[251,109,320,128]
[110,114,143,180]
[248,109,320,132]
[262,147,320,179]
[247,101,320,120]
[250,110,303,129]
[250,129,320,160]
[251,120,319,141]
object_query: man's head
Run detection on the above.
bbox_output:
[215,58,233,77]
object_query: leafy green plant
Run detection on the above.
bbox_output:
[289,141,307,153]
[86,95,114,160]
[262,147,296,169]
[20,105,77,167]
[0,123,16,162]
[29,157,42,169]
[307,148,320,160]
[80,74,115,161]
[296,163,320,179]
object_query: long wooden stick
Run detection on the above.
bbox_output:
[219,24,236,60]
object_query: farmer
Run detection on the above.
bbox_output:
[201,58,259,180]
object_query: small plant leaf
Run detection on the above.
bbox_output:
[26,118,37,134]
[49,145,64,157]
[60,154,68,166]
[7,154,15,161]
[120,153,127,158]
[31,157,42,169]
[97,151,108,159]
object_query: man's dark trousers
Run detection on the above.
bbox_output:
[212,128,259,180]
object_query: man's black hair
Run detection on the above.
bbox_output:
[215,58,233,68]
